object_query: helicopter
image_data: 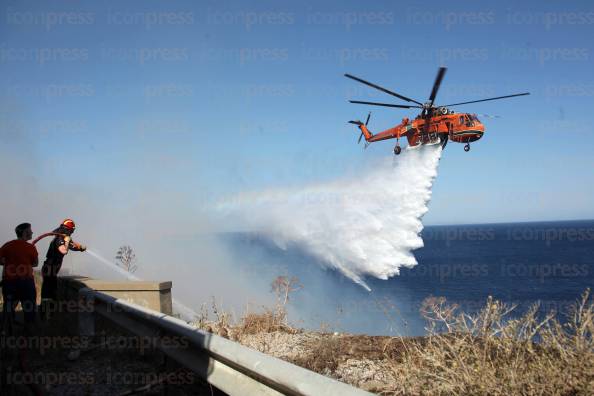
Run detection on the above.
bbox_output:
[345,67,529,154]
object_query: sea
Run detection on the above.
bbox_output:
[219,220,594,336]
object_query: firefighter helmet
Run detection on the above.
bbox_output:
[61,219,76,230]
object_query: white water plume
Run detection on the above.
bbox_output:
[218,145,443,291]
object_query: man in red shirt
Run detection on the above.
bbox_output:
[0,223,39,333]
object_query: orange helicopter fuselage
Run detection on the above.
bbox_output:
[359,112,485,148]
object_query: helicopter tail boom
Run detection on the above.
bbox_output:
[357,123,373,141]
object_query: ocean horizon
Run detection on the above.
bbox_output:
[219,219,594,336]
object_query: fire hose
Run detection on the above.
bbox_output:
[32,232,86,251]
[32,232,65,245]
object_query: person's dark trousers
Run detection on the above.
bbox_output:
[1,278,37,333]
[39,275,58,321]
[1,281,16,332]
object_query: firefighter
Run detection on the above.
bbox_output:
[40,219,86,320]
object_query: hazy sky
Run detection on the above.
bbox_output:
[1,0,593,226]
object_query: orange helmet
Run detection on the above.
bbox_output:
[61,219,76,230]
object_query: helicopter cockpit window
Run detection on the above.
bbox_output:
[459,116,464,125]
[464,115,473,127]
[470,114,479,121]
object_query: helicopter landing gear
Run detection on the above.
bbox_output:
[394,145,401,155]
[464,143,470,152]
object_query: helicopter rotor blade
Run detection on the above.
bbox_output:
[365,112,371,125]
[444,93,530,107]
[344,74,424,106]
[358,132,364,144]
[348,120,363,125]
[428,67,447,108]
[349,100,421,109]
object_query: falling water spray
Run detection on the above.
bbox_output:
[218,145,443,290]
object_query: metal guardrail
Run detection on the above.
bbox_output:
[78,288,376,396]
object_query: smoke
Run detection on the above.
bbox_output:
[85,248,201,319]
[217,145,443,291]
[0,102,272,317]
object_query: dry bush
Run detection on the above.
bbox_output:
[239,308,288,335]
[385,289,594,396]
[208,297,234,337]
[189,298,235,337]
[210,298,233,329]
[235,275,302,336]
[271,276,302,307]
[191,303,210,331]
[191,304,296,339]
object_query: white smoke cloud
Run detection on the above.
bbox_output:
[218,144,443,291]
[0,103,272,317]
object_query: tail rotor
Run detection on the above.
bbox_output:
[349,112,371,145]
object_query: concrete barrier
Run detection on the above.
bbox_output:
[60,276,173,315]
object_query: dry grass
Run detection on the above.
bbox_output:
[384,289,594,396]
[293,334,343,373]
[187,282,592,395]
[189,297,297,340]
[191,276,301,339]
[239,308,291,335]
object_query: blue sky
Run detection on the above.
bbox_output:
[1,0,593,225]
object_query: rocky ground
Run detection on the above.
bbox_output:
[237,331,402,393]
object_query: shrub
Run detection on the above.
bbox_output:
[386,289,594,395]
